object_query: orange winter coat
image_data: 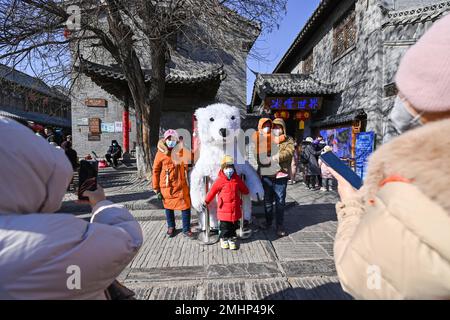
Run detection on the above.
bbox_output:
[152,139,191,210]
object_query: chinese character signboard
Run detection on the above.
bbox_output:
[265,97,323,111]
[88,118,101,134]
[85,98,107,108]
[355,132,375,180]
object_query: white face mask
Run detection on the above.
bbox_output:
[166,140,177,148]
[262,127,270,134]
[272,128,282,137]
[223,168,234,179]
[385,96,423,142]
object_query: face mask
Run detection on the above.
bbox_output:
[166,140,177,148]
[385,96,423,142]
[272,129,282,137]
[223,168,234,179]
[262,127,270,134]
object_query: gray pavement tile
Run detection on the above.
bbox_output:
[206,281,247,300]
[317,242,334,257]
[281,259,337,277]
[272,242,331,261]
[289,231,335,243]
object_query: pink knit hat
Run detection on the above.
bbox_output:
[395,14,450,112]
[163,129,179,140]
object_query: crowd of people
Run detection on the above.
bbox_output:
[0,15,448,300]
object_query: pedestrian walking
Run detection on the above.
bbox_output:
[302,137,322,189]
[318,146,335,192]
[204,155,249,250]
[152,129,194,238]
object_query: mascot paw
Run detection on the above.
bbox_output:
[191,197,204,213]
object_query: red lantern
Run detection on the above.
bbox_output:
[280,111,290,120]
[274,111,281,118]
[304,111,311,120]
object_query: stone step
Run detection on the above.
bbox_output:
[122,275,351,300]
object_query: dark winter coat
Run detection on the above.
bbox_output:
[205,170,249,223]
[302,143,321,176]
[65,148,79,170]
[107,144,122,157]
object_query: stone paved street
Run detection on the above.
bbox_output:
[60,164,352,300]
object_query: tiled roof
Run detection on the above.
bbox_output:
[0,108,71,128]
[0,64,69,101]
[78,58,227,85]
[384,1,450,26]
[252,73,337,107]
[311,109,366,127]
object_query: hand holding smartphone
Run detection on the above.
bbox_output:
[78,160,99,200]
[320,151,363,190]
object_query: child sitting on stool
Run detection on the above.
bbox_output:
[204,155,249,250]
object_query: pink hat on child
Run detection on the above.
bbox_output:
[164,129,179,140]
[395,14,450,112]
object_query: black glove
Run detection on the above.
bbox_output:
[156,191,163,201]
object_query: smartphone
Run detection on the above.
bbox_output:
[320,151,363,189]
[78,160,98,200]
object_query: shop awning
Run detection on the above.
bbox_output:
[251,73,338,108]
[0,108,71,128]
[311,109,367,128]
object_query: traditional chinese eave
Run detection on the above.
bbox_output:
[311,108,367,128]
[75,58,227,104]
[382,1,450,27]
[250,73,338,110]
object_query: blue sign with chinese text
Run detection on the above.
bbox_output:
[266,97,323,110]
[355,132,375,180]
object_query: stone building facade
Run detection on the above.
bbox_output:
[251,0,450,154]
[0,64,71,129]
[71,11,260,158]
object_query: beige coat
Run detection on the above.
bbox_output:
[334,118,450,300]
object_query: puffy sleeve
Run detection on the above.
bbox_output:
[152,153,163,191]
[205,179,222,204]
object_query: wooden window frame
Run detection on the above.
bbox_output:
[333,7,357,61]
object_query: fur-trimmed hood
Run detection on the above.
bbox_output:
[361,118,450,214]
[157,139,170,155]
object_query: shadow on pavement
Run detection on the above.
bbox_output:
[262,283,353,300]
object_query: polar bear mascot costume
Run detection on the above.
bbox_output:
[190,103,264,231]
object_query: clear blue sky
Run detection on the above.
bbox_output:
[246,0,321,104]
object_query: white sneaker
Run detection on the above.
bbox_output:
[220,239,229,249]
[320,187,327,192]
[228,239,238,250]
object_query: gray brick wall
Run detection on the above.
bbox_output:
[71,74,137,158]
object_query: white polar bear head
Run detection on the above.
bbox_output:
[195,103,241,146]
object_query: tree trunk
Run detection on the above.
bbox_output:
[139,40,167,179]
